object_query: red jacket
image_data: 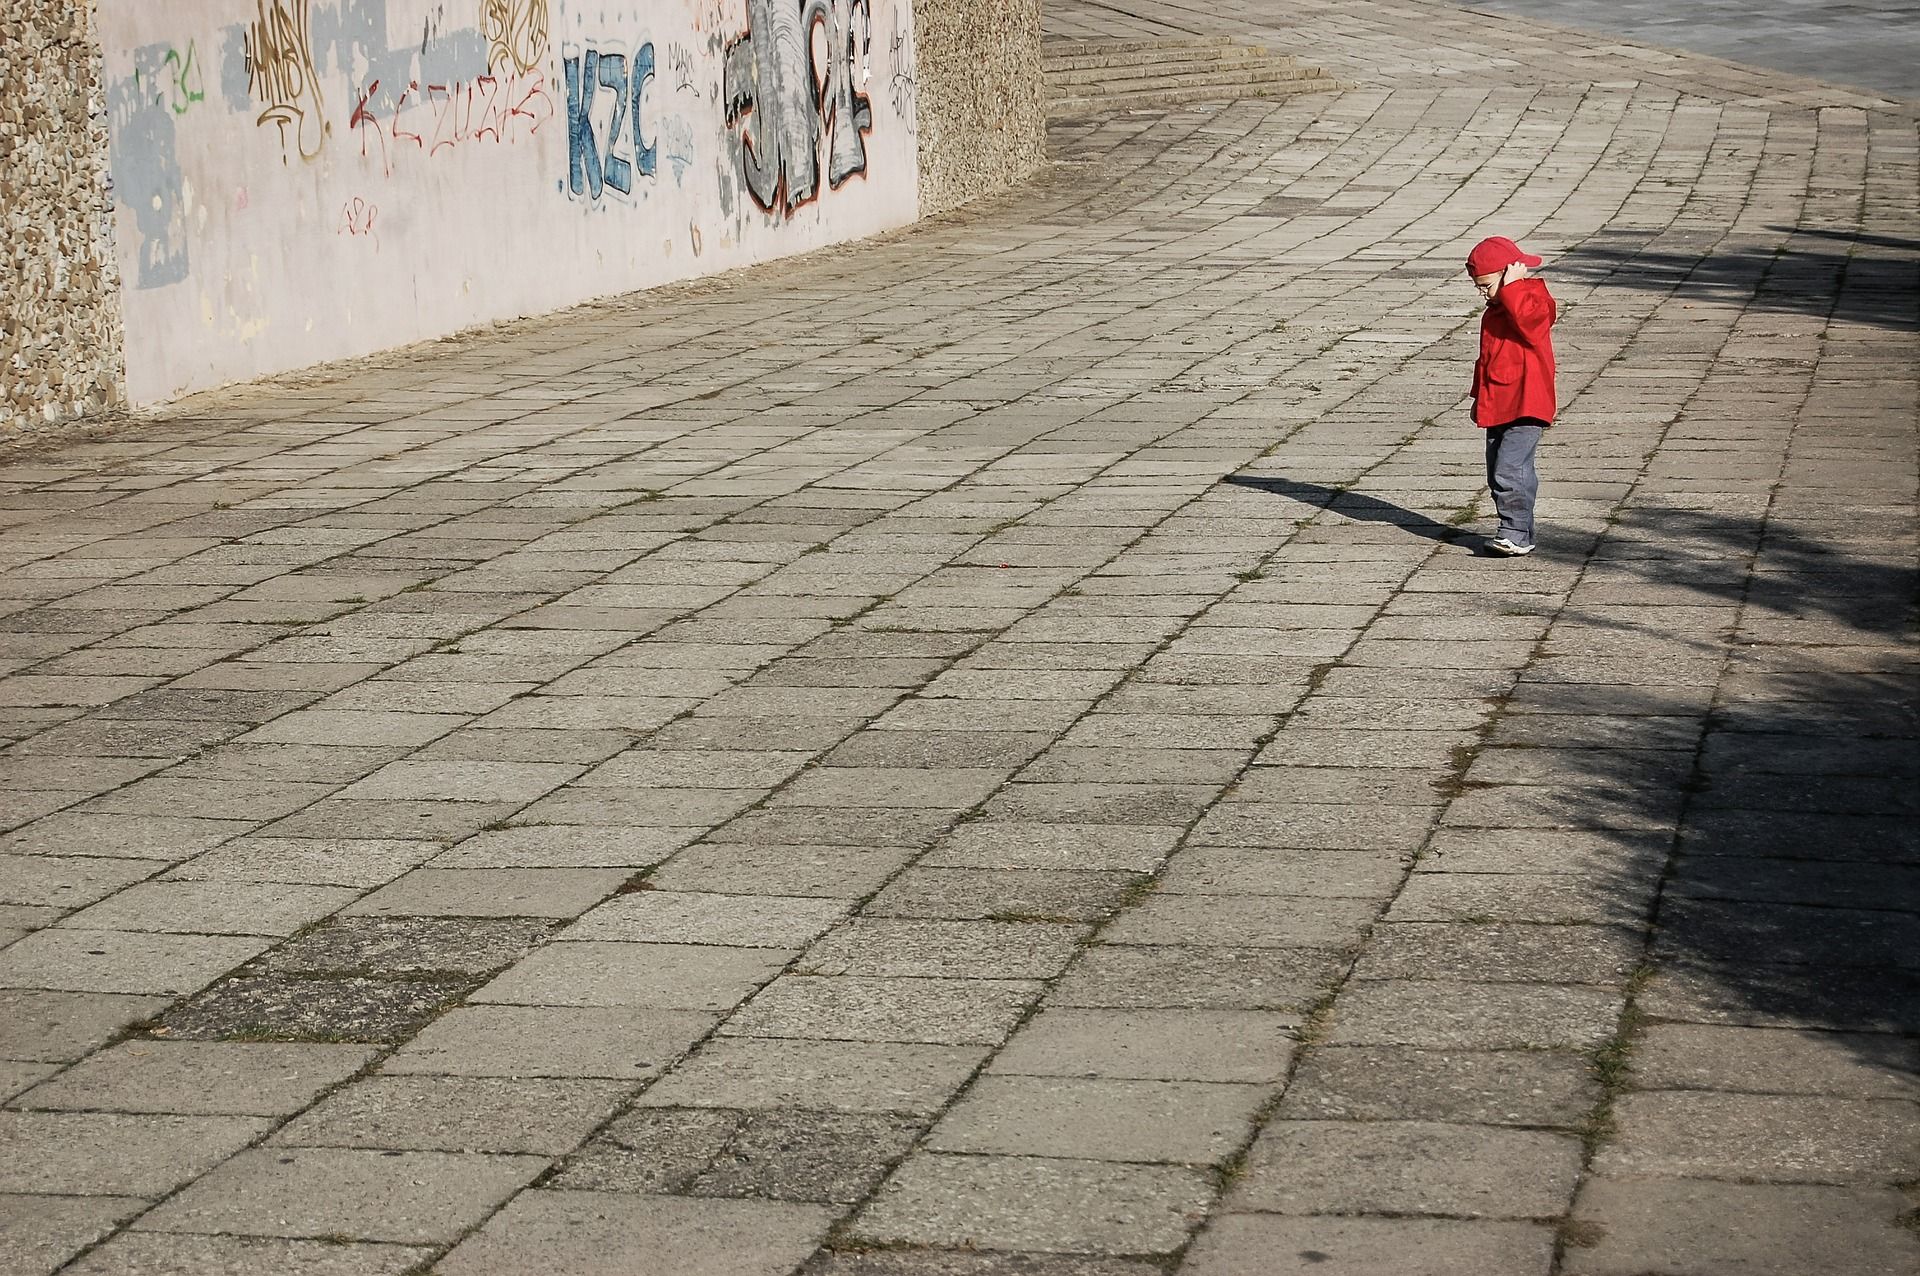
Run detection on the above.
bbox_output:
[1471,277,1557,427]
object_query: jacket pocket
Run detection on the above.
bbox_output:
[1485,346,1525,384]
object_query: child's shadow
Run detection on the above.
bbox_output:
[1220,474,1473,547]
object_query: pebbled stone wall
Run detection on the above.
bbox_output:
[912,0,1048,216]
[1,0,123,434]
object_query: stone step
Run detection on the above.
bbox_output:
[1047,61,1331,103]
[1043,46,1281,82]
[1042,35,1237,59]
[1049,76,1335,117]
[1041,42,1272,74]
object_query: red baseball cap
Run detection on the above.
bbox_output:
[1466,236,1544,277]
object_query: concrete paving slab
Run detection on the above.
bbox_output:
[60,1234,433,1276]
[0,1194,147,1276]
[1564,1177,1920,1276]
[1053,944,1341,1012]
[262,916,557,976]
[155,972,474,1043]
[1184,1214,1556,1276]
[383,1005,715,1079]
[1629,1024,1920,1099]
[56,880,360,936]
[0,989,171,1062]
[797,919,1085,980]
[271,1075,629,1155]
[343,868,631,920]
[472,940,790,1009]
[1277,1046,1597,1127]
[645,842,919,897]
[0,929,269,996]
[135,1146,545,1243]
[634,1037,990,1115]
[435,1191,833,1276]
[160,836,442,887]
[803,1256,1162,1276]
[14,1040,375,1115]
[1231,1120,1583,1218]
[853,1154,1214,1254]
[989,1009,1298,1083]
[569,891,850,947]
[928,1075,1267,1164]
[0,1110,270,1195]
[725,975,1041,1045]
[1596,1092,1920,1183]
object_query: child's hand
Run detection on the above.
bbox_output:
[1501,261,1529,286]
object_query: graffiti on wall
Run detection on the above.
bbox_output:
[243,0,329,161]
[338,196,380,245]
[887,8,915,131]
[350,71,553,177]
[563,44,658,201]
[109,43,193,289]
[99,0,921,407]
[723,0,874,216]
[129,40,210,116]
[484,0,549,75]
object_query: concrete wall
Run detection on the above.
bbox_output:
[912,0,1045,217]
[2,0,1045,428]
[95,0,922,407]
[2,0,123,427]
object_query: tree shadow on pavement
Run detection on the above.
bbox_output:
[1550,238,1920,333]
[1502,505,1915,1073]
[1232,469,1920,1074]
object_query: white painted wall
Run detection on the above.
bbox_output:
[97,0,920,406]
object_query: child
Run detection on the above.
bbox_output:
[1466,235,1557,556]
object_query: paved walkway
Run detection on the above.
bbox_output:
[3,2,1917,1273]
[1449,0,1920,102]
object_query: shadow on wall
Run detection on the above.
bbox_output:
[1227,474,1920,1077]
[1551,229,1920,333]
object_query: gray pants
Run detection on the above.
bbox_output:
[1484,420,1544,548]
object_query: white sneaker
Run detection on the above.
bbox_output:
[1485,537,1535,557]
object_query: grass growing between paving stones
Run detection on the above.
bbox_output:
[1577,965,1656,1158]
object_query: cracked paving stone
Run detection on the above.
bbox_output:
[260,916,559,976]
[556,1107,923,1204]
[154,973,472,1043]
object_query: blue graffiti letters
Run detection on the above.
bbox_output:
[564,44,657,201]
